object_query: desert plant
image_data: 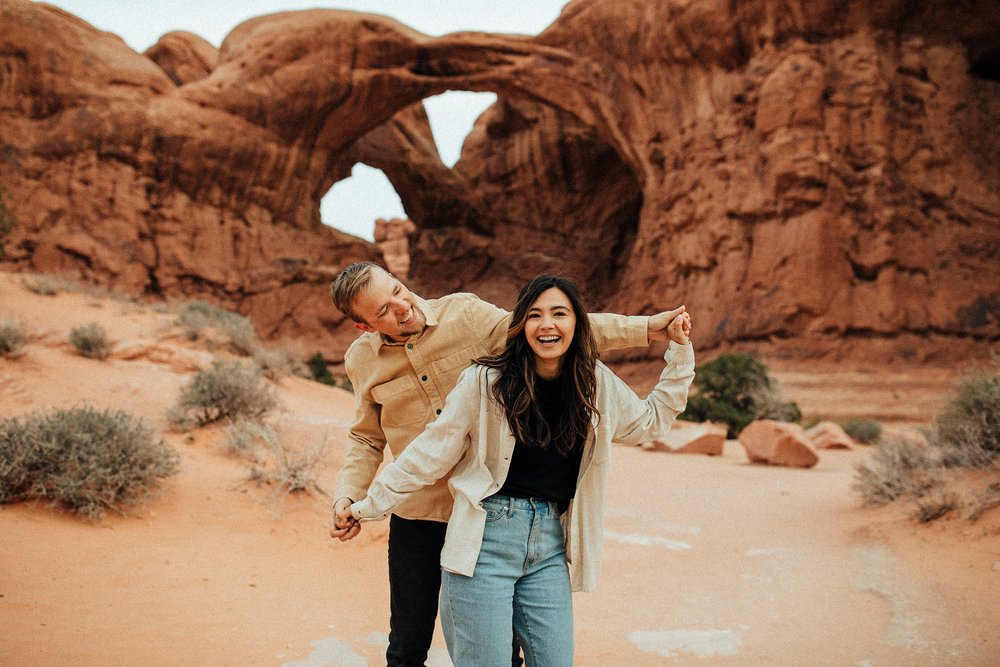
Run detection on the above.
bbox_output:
[0,405,178,519]
[933,368,1000,466]
[69,322,113,360]
[249,428,329,502]
[167,360,277,429]
[967,481,1000,521]
[252,346,310,382]
[841,419,882,445]
[307,352,336,386]
[852,436,941,506]
[177,300,258,355]
[0,185,16,260]
[223,418,274,459]
[681,352,800,437]
[0,317,28,357]
[21,273,81,296]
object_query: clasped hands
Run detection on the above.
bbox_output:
[648,305,692,346]
[329,497,361,542]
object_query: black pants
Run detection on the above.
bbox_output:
[386,515,524,667]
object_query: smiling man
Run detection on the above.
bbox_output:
[327,261,684,667]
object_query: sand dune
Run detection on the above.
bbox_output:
[1,272,998,666]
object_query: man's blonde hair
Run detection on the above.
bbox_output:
[330,262,384,323]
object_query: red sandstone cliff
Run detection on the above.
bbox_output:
[1,0,997,363]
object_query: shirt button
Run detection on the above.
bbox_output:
[421,375,428,381]
[407,344,413,349]
[436,409,442,415]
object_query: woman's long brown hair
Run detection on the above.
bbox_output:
[476,274,599,455]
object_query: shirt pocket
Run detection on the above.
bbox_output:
[372,375,426,428]
[430,345,481,390]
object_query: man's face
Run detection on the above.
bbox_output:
[351,268,427,341]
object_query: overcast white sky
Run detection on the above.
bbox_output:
[46,1,571,239]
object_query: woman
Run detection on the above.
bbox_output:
[339,274,694,666]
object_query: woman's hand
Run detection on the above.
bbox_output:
[329,497,361,542]
[667,310,692,345]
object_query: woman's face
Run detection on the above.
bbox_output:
[524,286,577,379]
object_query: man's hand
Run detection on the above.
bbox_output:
[329,496,361,542]
[667,310,692,346]
[648,306,686,342]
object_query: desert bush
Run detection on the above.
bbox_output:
[69,322,113,360]
[176,300,258,355]
[967,481,1000,521]
[680,352,800,437]
[21,273,81,296]
[852,436,942,506]
[0,317,28,357]
[167,360,277,429]
[0,185,15,260]
[249,428,329,501]
[307,352,336,386]
[932,368,1000,467]
[253,346,310,382]
[841,419,882,445]
[0,405,179,519]
[223,418,274,459]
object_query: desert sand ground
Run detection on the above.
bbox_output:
[1,271,998,666]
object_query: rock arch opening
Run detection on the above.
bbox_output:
[320,164,406,241]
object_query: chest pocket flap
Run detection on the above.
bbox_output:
[371,375,425,427]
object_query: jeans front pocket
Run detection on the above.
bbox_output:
[481,499,508,523]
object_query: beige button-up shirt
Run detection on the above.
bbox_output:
[352,343,696,592]
[334,292,650,521]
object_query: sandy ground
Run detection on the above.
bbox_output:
[1,271,998,666]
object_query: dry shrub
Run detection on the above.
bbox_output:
[233,419,329,514]
[21,273,81,296]
[0,317,28,357]
[167,360,277,429]
[841,419,882,445]
[176,300,258,355]
[0,405,179,519]
[69,322,112,360]
[252,346,310,382]
[853,359,1000,522]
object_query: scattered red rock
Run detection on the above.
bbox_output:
[641,421,727,456]
[738,420,820,468]
[806,422,856,450]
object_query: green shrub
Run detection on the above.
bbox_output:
[0,185,16,260]
[177,300,258,355]
[841,419,883,445]
[168,360,277,429]
[680,352,800,437]
[0,317,28,357]
[69,322,112,360]
[0,405,179,519]
[307,352,335,386]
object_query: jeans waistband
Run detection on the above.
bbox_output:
[483,493,563,516]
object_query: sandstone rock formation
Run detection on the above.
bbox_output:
[1,0,998,365]
[642,421,727,455]
[375,218,417,280]
[805,421,856,450]
[738,419,820,467]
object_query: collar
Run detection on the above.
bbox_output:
[367,294,437,352]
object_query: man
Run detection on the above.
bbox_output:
[328,262,684,666]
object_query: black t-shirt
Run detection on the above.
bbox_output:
[498,375,585,505]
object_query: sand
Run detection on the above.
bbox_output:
[1,271,998,666]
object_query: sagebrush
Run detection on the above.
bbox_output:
[0,405,179,519]
[69,322,113,360]
[0,317,28,357]
[168,360,277,428]
[177,300,258,355]
[853,361,1000,521]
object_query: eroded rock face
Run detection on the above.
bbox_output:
[1,0,998,364]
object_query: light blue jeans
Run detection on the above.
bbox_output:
[440,494,573,667]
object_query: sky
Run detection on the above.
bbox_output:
[46,1,572,240]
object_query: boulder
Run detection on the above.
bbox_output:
[738,420,819,468]
[806,422,856,450]
[642,422,727,456]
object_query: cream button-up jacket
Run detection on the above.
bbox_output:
[335,292,651,522]
[352,342,695,592]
